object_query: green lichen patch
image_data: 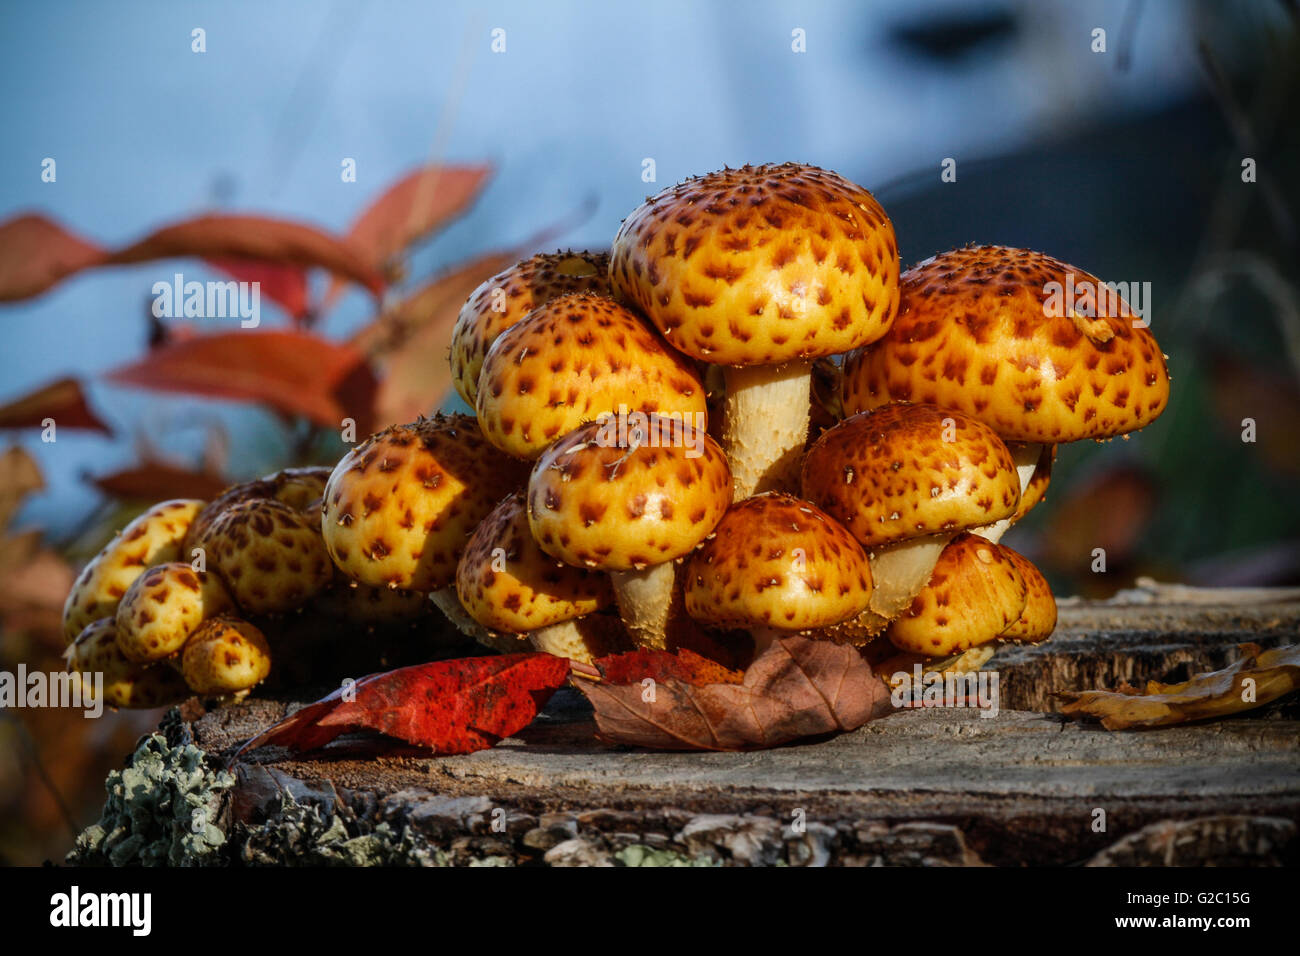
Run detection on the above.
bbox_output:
[68,733,234,867]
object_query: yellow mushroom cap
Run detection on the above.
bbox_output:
[684,492,873,632]
[62,499,204,644]
[322,414,529,592]
[457,492,614,633]
[185,467,330,552]
[527,416,732,572]
[843,246,1171,442]
[181,616,272,696]
[451,251,612,406]
[1000,546,1057,643]
[610,162,900,365]
[801,403,1021,549]
[115,561,233,662]
[475,293,707,459]
[887,533,1027,657]
[66,618,191,709]
[200,498,333,615]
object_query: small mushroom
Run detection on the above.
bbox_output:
[456,493,625,662]
[180,616,273,697]
[474,292,708,459]
[801,402,1020,623]
[198,498,333,615]
[184,466,331,552]
[610,162,900,500]
[683,492,873,653]
[114,561,233,662]
[886,533,1027,657]
[1000,546,1057,643]
[451,250,612,406]
[62,499,205,644]
[321,414,528,593]
[843,245,1171,539]
[64,618,191,709]
[526,416,732,649]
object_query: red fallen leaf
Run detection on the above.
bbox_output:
[576,636,894,751]
[235,653,572,757]
[591,647,744,686]
[110,214,383,298]
[89,462,229,501]
[104,329,379,429]
[0,214,108,301]
[0,377,111,434]
[205,258,311,324]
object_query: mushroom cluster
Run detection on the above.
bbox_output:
[62,162,1174,703]
[62,467,440,708]
[414,162,1171,666]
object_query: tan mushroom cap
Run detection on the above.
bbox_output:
[451,251,612,406]
[801,403,1020,549]
[65,618,191,709]
[887,533,1027,656]
[323,414,528,592]
[843,246,1171,442]
[610,163,899,365]
[181,616,273,696]
[475,293,708,459]
[457,493,614,633]
[115,561,233,662]
[527,416,731,572]
[185,467,330,551]
[202,498,333,614]
[1000,546,1057,642]
[684,492,872,632]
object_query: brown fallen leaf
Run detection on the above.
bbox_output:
[1058,643,1300,729]
[576,636,893,751]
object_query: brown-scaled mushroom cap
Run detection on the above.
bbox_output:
[322,414,528,591]
[457,493,614,633]
[843,246,1171,442]
[801,403,1021,549]
[451,251,612,406]
[887,533,1027,656]
[185,466,331,551]
[610,162,899,365]
[475,293,708,459]
[201,499,333,614]
[1000,546,1057,643]
[684,493,872,632]
[527,416,732,572]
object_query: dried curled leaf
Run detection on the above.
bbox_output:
[576,636,892,751]
[1058,643,1300,730]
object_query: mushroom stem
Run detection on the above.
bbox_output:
[526,615,625,664]
[428,586,527,654]
[972,442,1044,544]
[610,562,679,650]
[867,533,956,620]
[722,360,812,500]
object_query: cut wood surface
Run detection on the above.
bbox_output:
[175,585,1300,865]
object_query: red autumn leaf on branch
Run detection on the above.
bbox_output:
[348,164,493,273]
[0,377,111,434]
[576,636,894,751]
[109,214,384,298]
[205,258,311,325]
[104,329,379,430]
[0,214,108,301]
[236,653,572,757]
[322,163,493,311]
[0,212,384,305]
